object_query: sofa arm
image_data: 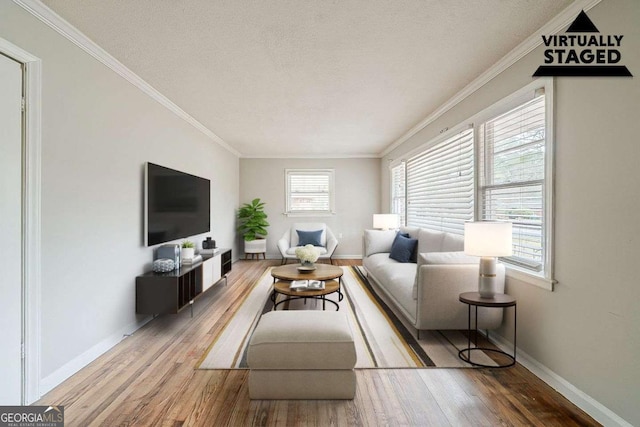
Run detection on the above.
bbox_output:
[415,263,505,330]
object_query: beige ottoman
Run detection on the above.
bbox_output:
[247,310,357,399]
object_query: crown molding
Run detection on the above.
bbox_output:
[13,0,242,158]
[242,152,381,159]
[379,0,602,158]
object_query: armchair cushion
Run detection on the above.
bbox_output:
[296,229,324,247]
[285,247,328,256]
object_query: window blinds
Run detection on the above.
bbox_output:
[406,129,474,235]
[479,94,546,271]
[286,170,333,213]
[390,162,406,226]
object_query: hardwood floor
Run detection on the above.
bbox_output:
[37,259,599,426]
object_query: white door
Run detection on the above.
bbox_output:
[0,53,24,404]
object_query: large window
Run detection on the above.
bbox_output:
[390,80,553,286]
[478,90,548,273]
[406,128,474,235]
[285,169,335,215]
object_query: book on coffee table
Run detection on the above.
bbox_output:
[290,280,325,290]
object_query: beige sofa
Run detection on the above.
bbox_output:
[362,227,505,333]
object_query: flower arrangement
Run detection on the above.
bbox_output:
[295,244,320,264]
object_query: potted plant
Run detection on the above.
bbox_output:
[237,198,269,257]
[181,240,195,260]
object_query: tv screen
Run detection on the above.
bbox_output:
[145,162,210,246]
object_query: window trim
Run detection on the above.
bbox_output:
[471,78,555,290]
[284,168,335,217]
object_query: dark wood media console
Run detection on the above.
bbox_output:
[136,248,232,315]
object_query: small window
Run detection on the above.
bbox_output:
[390,162,406,226]
[285,169,335,215]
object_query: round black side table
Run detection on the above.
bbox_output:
[458,291,517,368]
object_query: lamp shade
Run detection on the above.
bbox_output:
[373,214,399,230]
[464,221,513,257]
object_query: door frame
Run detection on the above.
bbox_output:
[0,37,42,405]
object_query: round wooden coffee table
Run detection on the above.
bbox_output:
[270,263,344,310]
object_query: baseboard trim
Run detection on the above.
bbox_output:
[40,316,153,397]
[489,334,632,427]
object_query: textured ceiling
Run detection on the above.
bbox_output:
[41,0,572,157]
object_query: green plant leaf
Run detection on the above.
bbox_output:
[237,198,269,240]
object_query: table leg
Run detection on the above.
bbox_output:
[466,303,471,360]
[514,305,517,362]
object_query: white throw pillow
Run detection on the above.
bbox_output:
[363,230,397,257]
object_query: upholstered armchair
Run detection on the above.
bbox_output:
[277,223,339,265]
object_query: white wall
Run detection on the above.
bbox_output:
[240,158,380,258]
[0,2,239,392]
[383,0,640,424]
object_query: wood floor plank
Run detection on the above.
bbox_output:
[35,259,599,426]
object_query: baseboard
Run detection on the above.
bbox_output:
[39,316,154,397]
[489,334,632,427]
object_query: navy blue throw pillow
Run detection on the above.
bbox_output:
[297,229,323,246]
[389,233,418,263]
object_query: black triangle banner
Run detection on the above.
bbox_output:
[566,10,600,33]
[533,10,633,77]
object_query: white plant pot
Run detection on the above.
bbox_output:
[181,247,195,260]
[244,238,267,254]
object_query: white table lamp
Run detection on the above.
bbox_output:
[464,221,512,298]
[373,214,399,231]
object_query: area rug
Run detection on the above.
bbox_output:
[197,266,497,369]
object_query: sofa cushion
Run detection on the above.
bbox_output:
[363,229,396,257]
[442,233,464,252]
[399,226,420,239]
[363,253,417,319]
[417,229,445,254]
[375,258,417,317]
[389,234,418,263]
[296,229,323,247]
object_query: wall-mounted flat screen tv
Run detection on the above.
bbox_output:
[145,162,210,246]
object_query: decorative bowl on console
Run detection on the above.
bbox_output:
[153,258,175,273]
